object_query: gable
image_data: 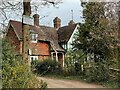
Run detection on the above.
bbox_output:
[67,24,79,49]
[68,24,79,43]
[6,25,19,42]
[6,25,20,53]
[57,24,77,42]
[9,20,22,40]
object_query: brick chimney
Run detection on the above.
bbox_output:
[33,14,39,26]
[53,17,61,29]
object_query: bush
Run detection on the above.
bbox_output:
[27,75,47,88]
[85,62,110,82]
[31,58,62,75]
[63,55,76,76]
[64,55,84,76]
[2,39,47,88]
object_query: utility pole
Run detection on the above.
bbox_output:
[22,0,60,65]
[22,0,31,65]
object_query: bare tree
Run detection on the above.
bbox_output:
[0,0,62,32]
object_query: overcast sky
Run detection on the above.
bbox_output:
[35,0,83,27]
[0,0,83,29]
[0,0,119,29]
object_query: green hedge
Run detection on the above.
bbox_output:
[31,59,62,75]
[84,62,110,82]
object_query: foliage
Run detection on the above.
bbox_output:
[61,1,118,86]
[76,1,119,84]
[39,80,48,89]
[27,75,47,88]
[63,50,86,76]
[31,58,62,75]
[2,39,47,88]
[70,1,113,82]
[72,2,112,63]
[84,61,110,82]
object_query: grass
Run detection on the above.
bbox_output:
[99,80,119,88]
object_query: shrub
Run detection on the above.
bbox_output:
[85,62,110,82]
[63,66,76,76]
[63,55,76,76]
[27,75,47,88]
[31,58,62,75]
[64,55,84,76]
[2,39,47,88]
[2,62,30,88]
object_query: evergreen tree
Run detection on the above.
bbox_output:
[72,2,112,62]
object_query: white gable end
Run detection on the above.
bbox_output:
[67,24,79,50]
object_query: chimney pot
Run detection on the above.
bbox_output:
[33,14,39,26]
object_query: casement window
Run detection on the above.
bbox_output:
[31,33,38,43]
[30,56,38,62]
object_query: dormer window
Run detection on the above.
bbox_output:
[31,33,38,43]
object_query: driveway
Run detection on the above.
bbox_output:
[38,77,105,88]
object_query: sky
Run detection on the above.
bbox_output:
[38,0,83,26]
[0,0,83,29]
[0,0,119,29]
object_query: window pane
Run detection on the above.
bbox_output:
[31,33,38,42]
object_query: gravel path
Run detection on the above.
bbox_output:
[38,77,105,88]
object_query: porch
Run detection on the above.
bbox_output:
[51,52,65,67]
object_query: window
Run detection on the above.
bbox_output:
[61,42,67,50]
[31,33,38,43]
[28,49,32,55]
[30,56,38,62]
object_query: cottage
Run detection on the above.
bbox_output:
[6,14,79,66]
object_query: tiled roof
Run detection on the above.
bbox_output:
[57,24,77,42]
[9,20,64,52]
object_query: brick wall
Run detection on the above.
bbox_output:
[29,41,50,60]
[6,25,51,60]
[6,25,20,54]
[30,41,50,56]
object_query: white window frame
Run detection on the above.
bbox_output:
[28,49,32,55]
[31,33,38,43]
[62,43,67,50]
[30,56,38,62]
